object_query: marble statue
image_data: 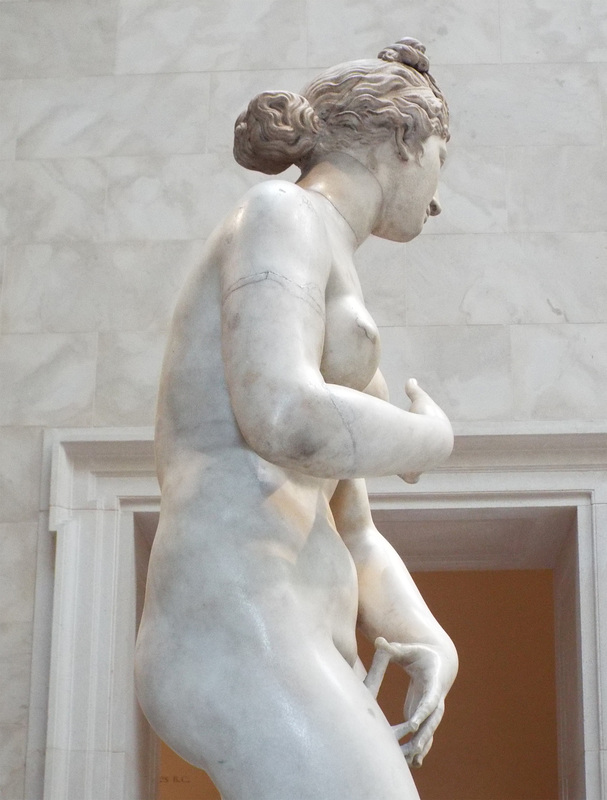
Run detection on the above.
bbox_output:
[135,37,458,800]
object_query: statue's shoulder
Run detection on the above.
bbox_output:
[222,179,330,279]
[238,179,318,223]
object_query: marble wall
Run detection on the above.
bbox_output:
[0,0,606,797]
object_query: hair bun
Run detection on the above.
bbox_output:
[233,91,321,174]
[377,38,430,73]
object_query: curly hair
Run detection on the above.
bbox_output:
[233,38,449,174]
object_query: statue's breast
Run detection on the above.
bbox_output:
[320,291,380,391]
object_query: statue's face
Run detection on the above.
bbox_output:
[372,133,446,243]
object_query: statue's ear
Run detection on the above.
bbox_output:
[394,125,419,161]
[394,126,415,162]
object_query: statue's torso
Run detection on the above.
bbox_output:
[147,186,380,667]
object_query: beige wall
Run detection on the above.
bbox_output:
[0,0,605,796]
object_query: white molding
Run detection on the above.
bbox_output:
[42,429,158,800]
[30,428,607,799]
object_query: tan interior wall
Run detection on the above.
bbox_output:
[157,569,558,800]
[372,570,558,800]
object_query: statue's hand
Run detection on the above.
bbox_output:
[400,379,453,484]
[374,637,457,768]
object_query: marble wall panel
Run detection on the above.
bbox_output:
[404,232,607,326]
[94,331,165,426]
[511,324,607,419]
[0,724,26,800]
[0,523,37,627]
[0,334,96,426]
[598,63,607,122]
[0,2,117,80]
[441,64,602,147]
[104,154,255,241]
[379,324,513,421]
[0,651,32,725]
[356,237,408,327]
[0,191,6,243]
[306,0,501,67]
[507,146,607,233]
[115,0,306,74]
[499,0,607,63]
[0,159,106,244]
[207,69,313,156]
[1,241,201,333]
[0,80,21,161]
[427,146,507,235]
[17,74,210,160]
[0,623,32,659]
[0,428,42,524]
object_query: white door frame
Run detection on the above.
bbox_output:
[26,428,607,799]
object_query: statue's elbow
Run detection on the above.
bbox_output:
[236,395,326,472]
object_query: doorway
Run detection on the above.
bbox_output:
[39,430,604,800]
[137,505,573,800]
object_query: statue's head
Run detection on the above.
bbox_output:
[234,38,449,175]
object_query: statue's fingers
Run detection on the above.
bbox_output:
[401,706,443,764]
[406,735,433,769]
[403,690,441,737]
[405,377,420,400]
[363,645,392,699]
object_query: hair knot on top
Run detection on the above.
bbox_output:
[377,38,430,74]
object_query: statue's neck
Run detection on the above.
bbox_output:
[297,151,383,249]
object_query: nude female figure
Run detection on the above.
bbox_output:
[135,37,458,800]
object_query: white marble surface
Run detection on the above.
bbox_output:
[441,64,602,147]
[0,428,42,523]
[94,331,165,426]
[356,237,410,326]
[0,652,32,725]
[0,159,106,243]
[17,74,210,160]
[0,523,37,626]
[599,63,607,101]
[104,155,254,241]
[499,0,607,63]
[380,324,513,420]
[511,324,607,419]
[0,2,117,79]
[116,0,306,74]
[1,241,198,333]
[0,724,26,800]
[0,80,21,161]
[306,0,501,67]
[423,146,507,234]
[404,232,607,325]
[507,146,607,232]
[0,334,96,426]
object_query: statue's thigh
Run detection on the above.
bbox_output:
[198,640,420,800]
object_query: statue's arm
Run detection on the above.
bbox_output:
[221,181,453,480]
[331,476,458,767]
